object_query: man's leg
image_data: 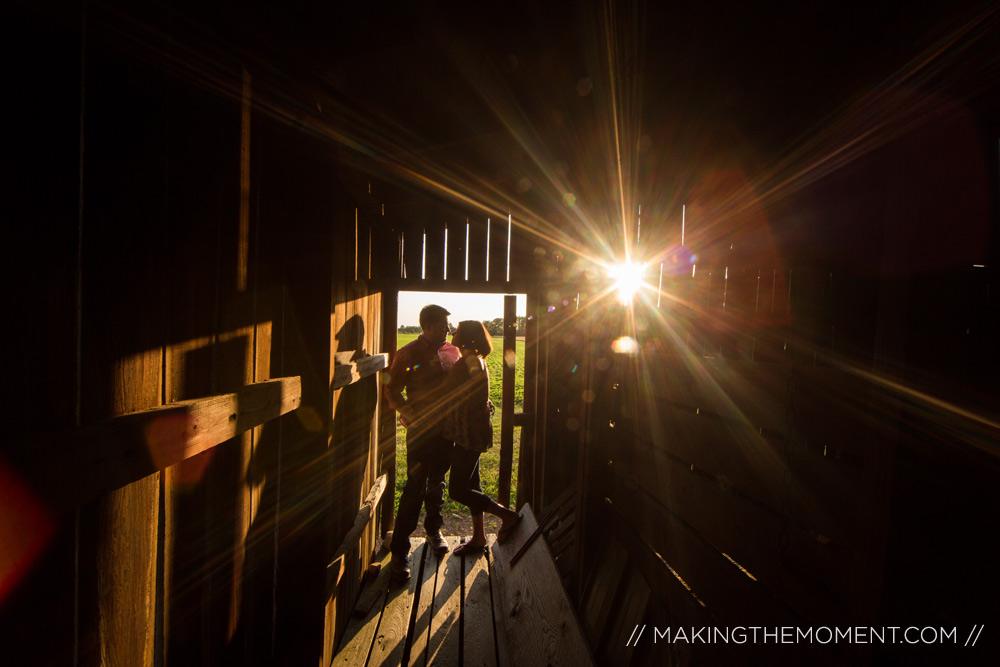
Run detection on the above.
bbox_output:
[389,440,431,579]
[422,435,453,536]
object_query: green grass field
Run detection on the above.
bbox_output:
[393,333,525,513]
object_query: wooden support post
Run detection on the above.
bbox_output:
[498,295,517,507]
[517,291,542,510]
[381,291,399,535]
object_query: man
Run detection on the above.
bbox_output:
[384,304,457,580]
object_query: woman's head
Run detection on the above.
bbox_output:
[451,320,494,358]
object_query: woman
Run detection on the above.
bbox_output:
[440,320,521,555]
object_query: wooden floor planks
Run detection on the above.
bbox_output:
[333,512,595,667]
[462,537,497,667]
[426,537,463,667]
[490,506,596,667]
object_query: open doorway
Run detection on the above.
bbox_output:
[393,290,527,538]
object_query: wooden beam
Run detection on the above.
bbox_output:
[331,353,388,391]
[498,294,517,507]
[16,376,302,513]
[512,412,531,427]
[325,474,387,592]
[390,277,536,295]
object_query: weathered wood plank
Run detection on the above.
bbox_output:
[581,538,628,641]
[426,537,463,667]
[425,221,446,282]
[517,291,542,509]
[392,278,537,295]
[335,549,393,666]
[612,477,840,665]
[636,450,845,613]
[485,539,512,667]
[635,359,864,547]
[498,295,517,507]
[369,540,424,667]
[463,538,497,667]
[326,474,388,592]
[407,536,445,667]
[490,505,595,667]
[612,490,837,666]
[331,353,388,390]
[603,500,737,666]
[17,377,301,513]
[601,567,650,667]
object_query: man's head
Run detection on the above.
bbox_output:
[419,304,451,345]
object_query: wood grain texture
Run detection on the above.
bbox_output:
[600,568,650,667]
[490,505,595,667]
[425,536,463,667]
[331,353,388,390]
[407,537,445,667]
[485,541,512,667]
[20,377,301,513]
[581,538,627,641]
[368,541,423,667]
[611,480,839,666]
[463,539,497,667]
[334,549,392,666]
[498,295,516,508]
[326,474,387,591]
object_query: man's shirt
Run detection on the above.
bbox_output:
[384,335,458,416]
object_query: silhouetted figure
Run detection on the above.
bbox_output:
[384,304,457,580]
[440,320,520,556]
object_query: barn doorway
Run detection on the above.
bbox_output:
[393,290,527,537]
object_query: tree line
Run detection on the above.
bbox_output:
[399,316,526,336]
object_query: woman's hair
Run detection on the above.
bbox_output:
[452,320,494,358]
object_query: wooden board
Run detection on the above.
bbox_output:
[490,505,595,667]
[368,541,425,667]
[19,377,301,513]
[407,536,447,667]
[600,567,650,667]
[326,474,388,591]
[463,536,498,667]
[610,487,839,666]
[626,450,850,623]
[331,354,388,391]
[426,536,464,667]
[335,549,393,666]
[581,538,628,641]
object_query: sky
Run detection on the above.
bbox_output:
[398,291,526,327]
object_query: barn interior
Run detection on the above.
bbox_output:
[2,1,999,665]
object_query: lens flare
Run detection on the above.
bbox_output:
[609,261,646,304]
[611,336,639,355]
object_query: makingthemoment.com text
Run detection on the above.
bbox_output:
[626,625,985,647]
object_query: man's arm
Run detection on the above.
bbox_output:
[384,346,416,425]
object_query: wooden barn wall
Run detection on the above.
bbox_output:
[554,95,1000,664]
[1,3,388,666]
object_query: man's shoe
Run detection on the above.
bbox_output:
[389,554,411,582]
[428,531,449,556]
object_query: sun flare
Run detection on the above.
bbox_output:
[609,261,646,305]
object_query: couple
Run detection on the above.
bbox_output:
[384,304,521,581]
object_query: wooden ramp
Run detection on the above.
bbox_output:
[333,505,595,667]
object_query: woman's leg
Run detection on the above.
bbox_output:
[449,447,491,516]
[450,447,519,550]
